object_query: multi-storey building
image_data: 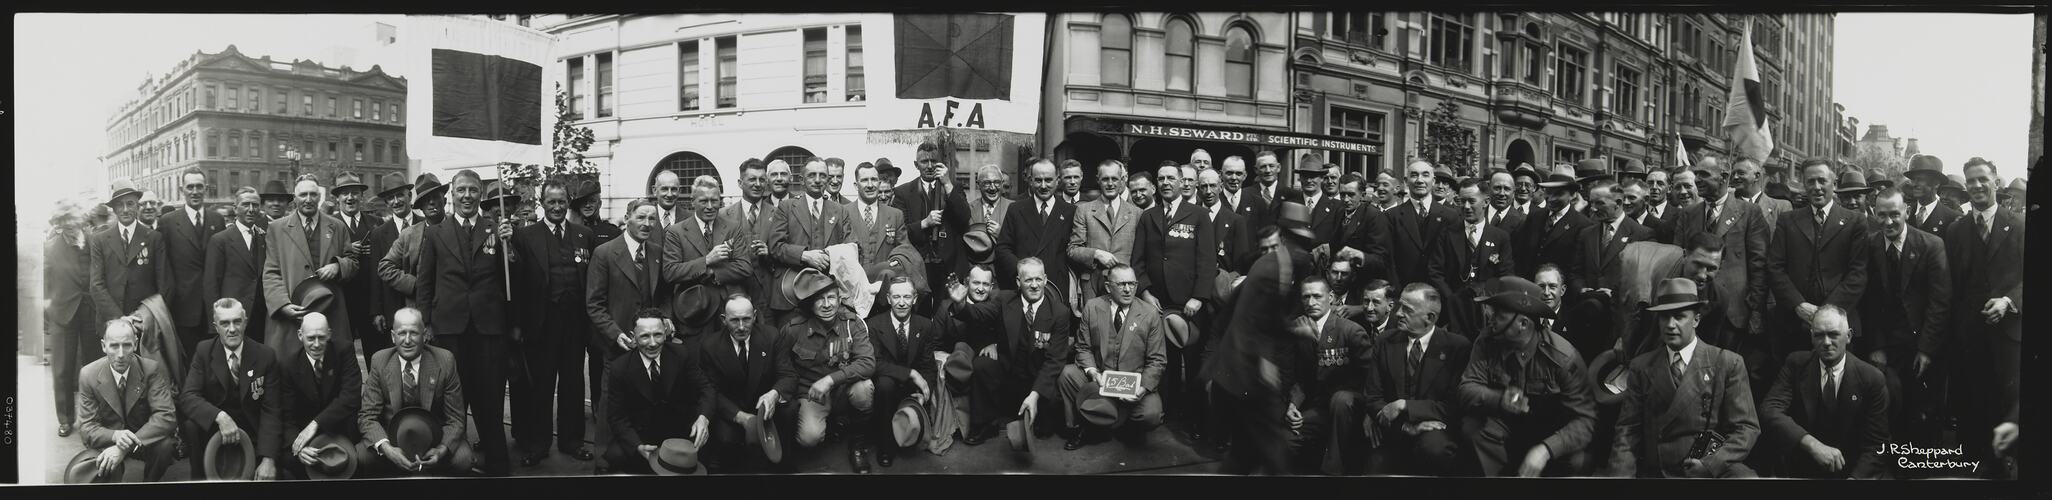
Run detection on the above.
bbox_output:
[104,45,409,205]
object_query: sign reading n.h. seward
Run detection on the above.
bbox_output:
[1123,123,1383,155]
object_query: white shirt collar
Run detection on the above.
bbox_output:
[236,220,256,234]
[1409,326,1437,352]
[1916,197,1941,221]
[112,364,129,381]
[1206,201,1223,219]
[891,314,911,334]
[1969,202,2001,223]
[1309,311,1329,334]
[1812,199,1836,218]
[1305,192,1323,206]
[1743,191,1763,205]
[1022,295,1043,317]
[223,341,243,362]
[119,220,141,235]
[624,232,644,256]
[187,205,204,222]
[452,213,475,228]
[641,351,662,372]
[306,350,324,369]
[1669,336,1699,367]
[1887,226,1909,252]
[1650,200,1667,216]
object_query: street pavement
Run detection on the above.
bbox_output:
[19,353,1219,482]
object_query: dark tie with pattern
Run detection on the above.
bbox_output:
[402,361,420,408]
[312,357,323,386]
[1407,338,1423,395]
[1823,369,1839,415]
[634,245,646,273]
[1669,352,1684,388]
[306,220,320,257]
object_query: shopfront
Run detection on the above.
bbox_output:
[1052,114,1384,192]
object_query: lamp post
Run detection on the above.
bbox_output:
[284,148,304,181]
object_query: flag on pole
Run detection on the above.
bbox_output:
[1721,22,1773,163]
[403,15,558,174]
[1674,130,1692,168]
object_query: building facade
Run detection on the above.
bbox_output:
[104,45,409,204]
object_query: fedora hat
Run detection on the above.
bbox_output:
[1644,277,1706,313]
[304,433,360,480]
[108,179,144,205]
[944,343,976,387]
[204,428,259,480]
[963,225,996,264]
[671,284,723,329]
[875,158,903,180]
[389,407,443,461]
[1617,158,1649,179]
[1078,396,1119,427]
[1212,270,1243,303]
[1294,161,1330,175]
[1835,170,1873,195]
[261,180,295,202]
[743,412,784,464]
[1432,165,1458,185]
[569,178,603,204]
[376,173,414,199]
[1511,163,1542,180]
[412,173,448,206]
[481,180,523,211]
[65,448,120,483]
[1536,164,1581,190]
[2003,178,2027,198]
[649,438,707,475]
[292,277,336,313]
[1574,159,1614,184]
[1473,276,1554,320]
[891,398,927,448]
[1588,348,1630,406]
[780,268,836,306]
[1274,201,1316,241]
[1006,408,1036,452]
[1865,168,1895,191]
[330,173,370,195]
[1163,313,1192,349]
[1904,154,1947,184]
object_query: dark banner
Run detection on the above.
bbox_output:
[895,14,1014,100]
[431,48,544,145]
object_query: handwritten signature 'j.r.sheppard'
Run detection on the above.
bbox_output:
[1880,442,1980,473]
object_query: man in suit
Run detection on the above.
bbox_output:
[89,179,172,329]
[1732,159,1792,235]
[1767,159,1872,394]
[1360,282,1473,476]
[651,170,689,230]
[1943,157,2024,477]
[943,258,1074,447]
[1200,168,1256,274]
[329,173,380,355]
[1754,305,1890,478]
[1901,155,1960,237]
[779,278,878,473]
[1459,276,1597,477]
[964,165,1014,275]
[1509,164,1546,218]
[768,159,856,323]
[206,188,268,350]
[260,180,294,224]
[47,197,97,439]
[178,298,283,480]
[891,144,959,304]
[1485,170,1529,234]
[414,170,517,476]
[1292,163,1345,248]
[1565,179,1657,358]
[1668,163,1770,382]
[584,199,661,473]
[276,313,368,480]
[1429,178,1517,337]
[1608,277,1760,478]
[158,168,228,360]
[1622,180,1673,244]
[75,318,180,482]
[701,294,798,472]
[604,307,716,474]
[996,159,1078,292]
[261,178,358,350]
[1281,276,1374,474]
[1516,163,1596,282]
[861,278,939,467]
[824,157,853,206]
[358,307,476,476]
[508,180,597,466]
[1207,202,1317,474]
[1336,174,1394,287]
[1068,159,1138,309]
[661,176,755,330]
[1061,265,1169,448]
[1219,155,1273,232]
[719,159,781,322]
[139,190,163,232]
[846,164,921,301]
[365,173,429,358]
[1856,189,1950,450]
[1133,160,1218,417]
[376,175,447,316]
[1641,170,1683,242]
[1388,160,1462,289]
[1246,150,1299,212]
[1057,159,1091,206]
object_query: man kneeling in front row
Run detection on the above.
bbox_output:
[1061,264,1166,449]
[358,307,476,476]
[604,307,715,474]
[70,318,180,482]
[1752,305,1890,478]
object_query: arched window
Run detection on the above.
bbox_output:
[1099,14,1133,87]
[1164,17,1195,92]
[1223,24,1255,98]
[653,151,721,191]
[766,146,816,169]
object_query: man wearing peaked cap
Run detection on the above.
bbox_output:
[1606,278,1759,478]
[1458,276,1598,477]
[1938,173,1968,212]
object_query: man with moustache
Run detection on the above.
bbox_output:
[995,159,1078,290]
[661,176,754,322]
[261,178,357,350]
[699,295,798,472]
[74,318,181,482]
[205,188,270,349]
[1428,178,1516,337]
[414,170,519,476]
[1280,276,1373,474]
[1069,159,1139,307]
[721,159,781,317]
[375,174,448,355]
[1459,276,1597,477]
[157,168,227,361]
[508,180,597,466]
[1565,179,1656,358]
[358,308,476,476]
[177,298,283,480]
[1754,305,1890,479]
[1767,159,1872,395]
[585,199,662,473]
[1901,155,1960,236]
[1667,162,1769,377]
[1942,157,2024,477]
[1388,160,1461,290]
[960,165,1015,276]
[768,159,856,323]
[277,312,367,480]
[1360,283,1472,476]
[1856,189,1950,450]
[603,308,716,474]
[1607,278,1760,478]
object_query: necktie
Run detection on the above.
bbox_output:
[312,357,323,385]
[1406,338,1423,391]
[1815,208,1828,229]
[123,226,132,246]
[116,371,126,396]
[403,361,419,407]
[1113,306,1127,336]
[702,219,712,241]
[1823,369,1839,414]
[810,199,821,220]
[554,222,564,241]
[634,245,646,273]
[1669,351,1684,388]
[1603,223,1615,245]
[736,339,746,359]
[1108,200,1118,221]
[1469,225,1481,249]
[650,360,661,382]
[898,320,909,343]
[864,204,875,228]
[307,220,321,256]
[1026,303,1037,327]
[1979,212,1992,240]
[1491,210,1503,227]
[1909,204,1923,225]
[228,351,241,383]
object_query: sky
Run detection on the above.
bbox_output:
[1833,13,2035,179]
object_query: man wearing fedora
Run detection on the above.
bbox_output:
[178,298,283,480]
[415,170,520,476]
[1359,282,1471,476]
[1289,162,1344,247]
[1767,159,1873,398]
[359,307,475,476]
[586,199,664,472]
[1429,178,1518,338]
[89,179,173,335]
[1509,164,1546,217]
[1061,264,1168,450]
[1943,157,2024,478]
[779,273,878,473]
[278,312,368,480]
[996,159,1078,293]
[1278,275,1373,474]
[1388,160,1461,290]
[1458,276,1597,477]
[604,307,716,474]
[1900,155,1960,237]
[767,159,856,325]
[372,173,445,358]
[1513,162,1596,283]
[261,177,359,350]
[75,318,181,482]
[1068,159,1139,313]
[700,294,797,472]
[944,258,1073,448]
[158,168,229,362]
[1607,277,1760,478]
[1752,305,1890,479]
[509,179,599,466]
[862,278,939,467]
[1667,161,1770,368]
[260,180,295,225]
[206,187,271,351]
[331,173,381,352]
[1835,170,1875,216]
[1206,201,1317,474]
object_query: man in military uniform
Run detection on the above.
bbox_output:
[778,274,877,473]
[1458,276,1597,477]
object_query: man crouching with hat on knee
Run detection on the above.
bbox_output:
[358,307,475,476]
[70,317,180,482]
[278,312,369,480]
[1605,278,1759,478]
[1458,276,1598,476]
[178,298,283,480]
[778,271,879,473]
[604,307,715,474]
[1060,264,1167,450]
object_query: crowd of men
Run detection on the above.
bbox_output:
[44,141,2026,480]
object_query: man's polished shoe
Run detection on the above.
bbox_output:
[849,447,872,474]
[962,425,993,446]
[560,445,594,461]
[877,449,895,467]
[520,450,548,467]
[1064,428,1092,451]
[57,423,72,438]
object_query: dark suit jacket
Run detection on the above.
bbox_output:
[1941,206,2024,421]
[1609,342,1759,478]
[1670,196,1770,333]
[606,343,716,448]
[1206,204,1253,275]
[719,198,780,316]
[512,220,594,349]
[1642,202,1685,245]
[334,212,380,336]
[1758,351,1890,479]
[768,195,854,311]
[865,313,940,387]
[1285,313,1373,409]
[1223,188,1273,233]
[1387,197,1461,288]
[88,223,172,324]
[1486,205,1528,236]
[1857,227,1950,356]
[1360,328,1472,427]
[1341,205,1396,286]
[77,356,179,451]
[1909,198,1961,238]
[157,207,228,328]
[359,346,465,452]
[1768,203,1872,330]
[1569,217,1659,298]
[587,236,652,357]
[204,225,267,323]
[952,293,1073,397]
[1515,207,1594,281]
[1427,222,1515,334]
[278,340,363,438]
[995,197,1078,292]
[1295,194,1345,249]
[1632,209,1674,247]
[178,338,284,459]
[365,217,412,325]
[660,215,754,304]
[1206,244,1316,399]
[894,179,959,269]
[417,215,510,337]
[45,234,94,327]
[699,326,800,421]
[1134,201,1218,307]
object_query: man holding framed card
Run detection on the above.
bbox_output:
[1060,264,1166,450]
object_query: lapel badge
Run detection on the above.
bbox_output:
[1851,394,1860,402]
[1438,352,1446,361]
[1621,237,1630,243]
[1724,218,1734,226]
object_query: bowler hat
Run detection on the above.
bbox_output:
[891,398,927,448]
[389,407,443,461]
[1162,313,1192,349]
[65,448,120,484]
[1006,408,1036,451]
[1617,158,1649,179]
[1536,164,1581,190]
[1473,276,1555,320]
[204,428,259,480]
[377,173,414,199]
[1904,155,1947,184]
[412,173,447,207]
[1589,349,1629,406]
[780,268,836,306]
[292,277,337,312]
[330,173,370,195]
[649,438,707,475]
[1078,396,1119,427]
[1835,170,1873,195]
[1574,159,1614,184]
[742,413,784,464]
[261,180,295,202]
[304,433,360,480]
[1643,277,1706,313]
[108,179,143,205]
[671,284,723,328]
[963,225,996,264]
[1274,201,1316,241]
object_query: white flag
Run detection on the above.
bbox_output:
[1721,23,1773,163]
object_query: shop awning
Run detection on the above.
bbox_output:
[1064,114,1382,155]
